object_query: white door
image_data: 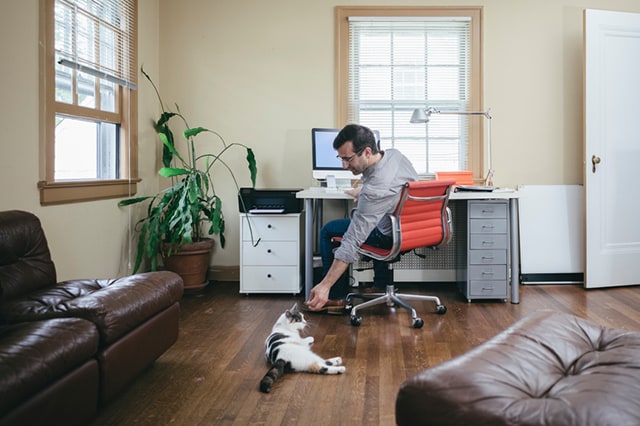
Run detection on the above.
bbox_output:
[584,9,640,288]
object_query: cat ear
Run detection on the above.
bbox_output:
[285,303,298,319]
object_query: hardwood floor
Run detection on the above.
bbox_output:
[92,281,640,426]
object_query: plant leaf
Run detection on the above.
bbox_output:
[158,132,177,155]
[188,175,200,204]
[208,197,225,247]
[246,148,257,187]
[156,112,176,129]
[184,127,208,138]
[118,196,152,207]
[159,167,189,178]
[156,113,177,167]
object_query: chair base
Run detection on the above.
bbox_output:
[345,285,446,328]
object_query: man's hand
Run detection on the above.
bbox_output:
[305,259,349,311]
[305,283,330,311]
[344,186,361,201]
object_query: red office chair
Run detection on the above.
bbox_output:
[337,179,455,328]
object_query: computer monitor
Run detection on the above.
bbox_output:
[311,127,379,183]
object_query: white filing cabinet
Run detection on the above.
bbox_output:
[458,200,510,302]
[239,213,303,294]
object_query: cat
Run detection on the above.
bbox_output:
[259,303,346,393]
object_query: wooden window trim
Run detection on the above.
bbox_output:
[38,0,139,205]
[335,6,486,181]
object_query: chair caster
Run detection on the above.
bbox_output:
[412,318,424,328]
[350,315,362,327]
[436,305,447,315]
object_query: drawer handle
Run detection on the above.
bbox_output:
[267,249,272,253]
[267,224,272,229]
[481,225,495,230]
[481,241,495,246]
[481,271,494,276]
[482,209,494,214]
[267,274,272,278]
[481,256,494,261]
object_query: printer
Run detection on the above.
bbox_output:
[238,188,303,214]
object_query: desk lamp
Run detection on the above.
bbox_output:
[410,107,493,186]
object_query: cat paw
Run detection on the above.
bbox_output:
[326,357,343,366]
[304,336,314,345]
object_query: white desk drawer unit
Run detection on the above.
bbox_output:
[459,201,510,301]
[239,213,303,294]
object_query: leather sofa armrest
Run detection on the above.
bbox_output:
[62,271,184,344]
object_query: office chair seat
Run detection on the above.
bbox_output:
[337,179,455,328]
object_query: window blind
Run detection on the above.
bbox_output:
[55,0,137,89]
[347,17,471,174]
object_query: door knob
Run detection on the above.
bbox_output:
[592,155,601,173]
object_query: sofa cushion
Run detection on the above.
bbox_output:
[0,318,99,417]
[0,210,56,299]
[0,271,184,345]
[396,310,640,426]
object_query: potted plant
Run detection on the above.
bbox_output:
[118,67,257,290]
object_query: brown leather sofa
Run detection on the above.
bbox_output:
[0,318,99,426]
[0,210,184,426]
[396,310,640,426]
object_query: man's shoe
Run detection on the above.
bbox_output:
[325,298,347,315]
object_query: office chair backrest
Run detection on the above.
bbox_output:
[394,179,455,253]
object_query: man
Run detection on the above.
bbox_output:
[304,124,418,313]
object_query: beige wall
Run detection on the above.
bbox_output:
[2,0,639,279]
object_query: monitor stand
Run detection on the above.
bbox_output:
[335,178,352,189]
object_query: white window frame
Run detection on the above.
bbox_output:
[336,6,485,180]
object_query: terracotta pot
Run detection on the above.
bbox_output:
[162,239,215,291]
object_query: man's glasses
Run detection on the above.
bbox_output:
[337,149,364,164]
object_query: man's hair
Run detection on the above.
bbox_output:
[333,124,379,154]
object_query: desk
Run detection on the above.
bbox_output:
[296,188,520,303]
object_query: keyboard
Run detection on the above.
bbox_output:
[455,185,494,192]
[310,186,352,193]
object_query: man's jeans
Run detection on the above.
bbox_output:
[319,218,393,300]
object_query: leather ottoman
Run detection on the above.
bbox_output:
[396,310,640,426]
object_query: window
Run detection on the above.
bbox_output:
[39,0,138,205]
[336,7,484,179]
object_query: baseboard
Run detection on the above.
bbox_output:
[208,266,239,282]
[521,273,584,284]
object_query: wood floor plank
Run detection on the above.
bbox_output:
[91,281,640,426]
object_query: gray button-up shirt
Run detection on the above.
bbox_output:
[334,149,418,264]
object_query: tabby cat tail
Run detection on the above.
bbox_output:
[260,359,287,393]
